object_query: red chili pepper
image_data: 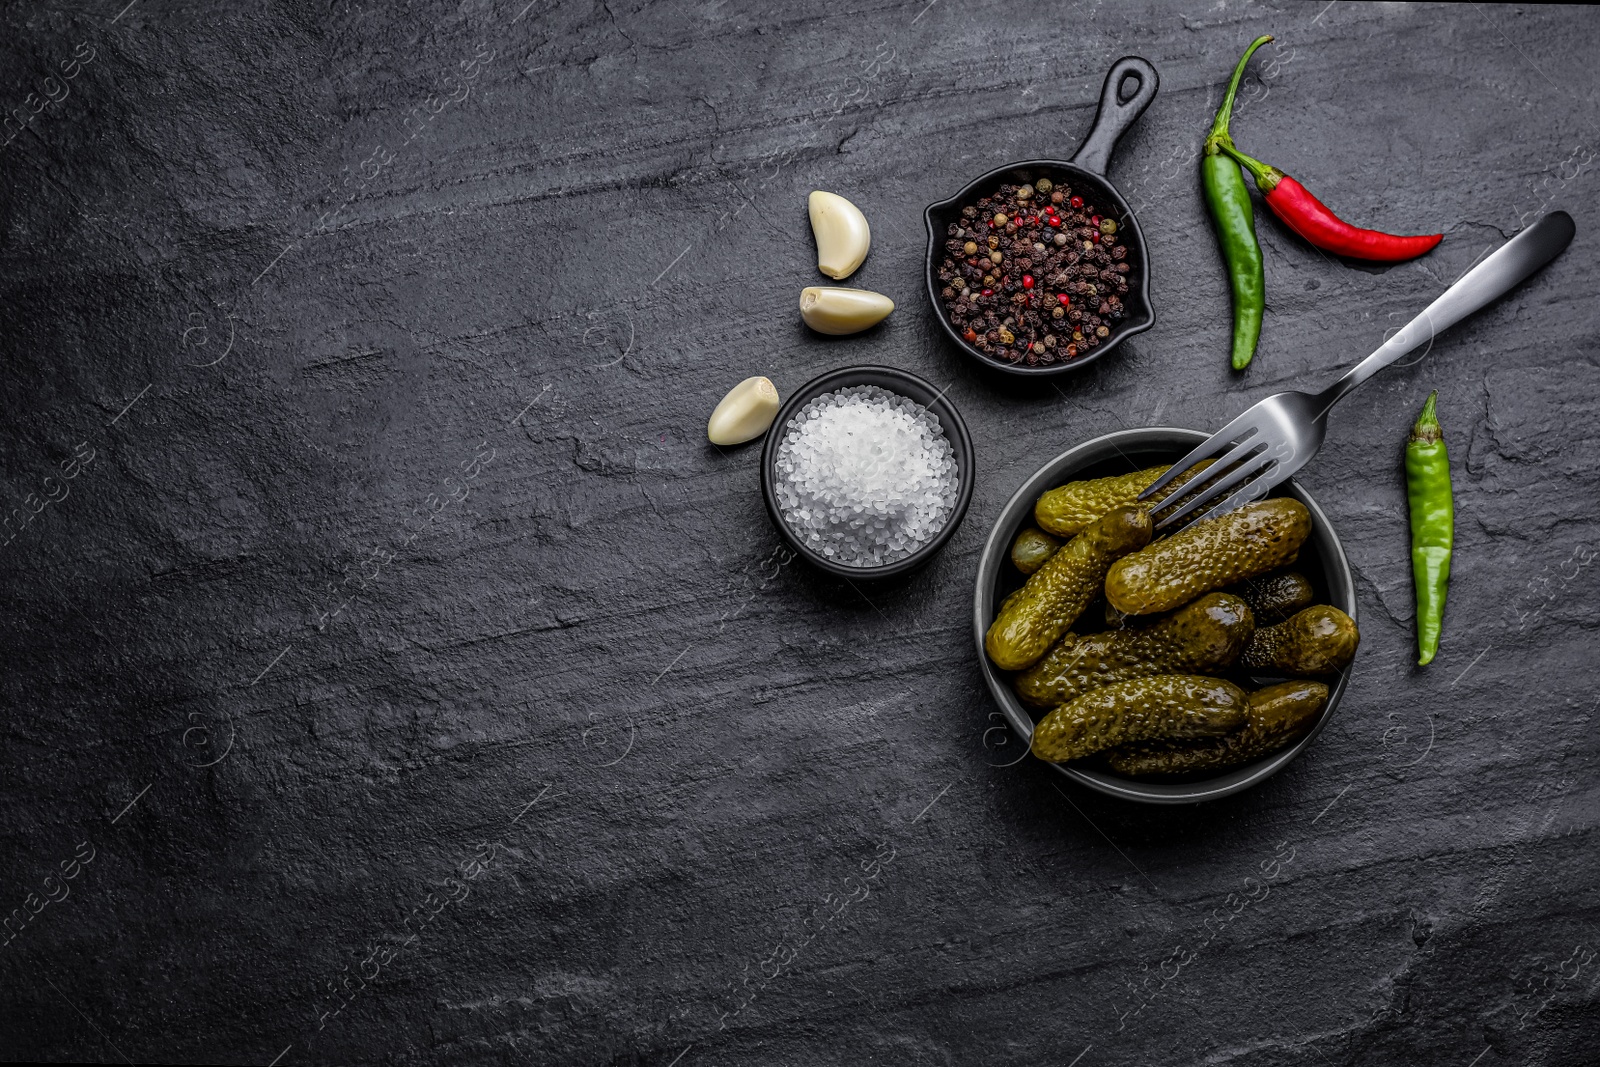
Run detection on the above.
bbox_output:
[1221,143,1442,262]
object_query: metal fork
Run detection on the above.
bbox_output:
[1139,211,1576,532]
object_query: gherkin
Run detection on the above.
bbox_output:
[1241,605,1359,676]
[1034,460,1217,538]
[1105,680,1329,777]
[1228,569,1314,623]
[985,506,1151,671]
[1030,674,1248,763]
[1035,465,1168,538]
[1105,498,1312,616]
[1015,592,1255,709]
[1010,526,1061,575]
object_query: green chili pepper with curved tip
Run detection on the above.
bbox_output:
[1202,35,1272,371]
[1406,391,1453,665]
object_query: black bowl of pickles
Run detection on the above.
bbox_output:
[973,428,1358,804]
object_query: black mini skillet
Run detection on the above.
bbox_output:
[924,56,1159,378]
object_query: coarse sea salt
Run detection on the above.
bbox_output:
[773,384,960,568]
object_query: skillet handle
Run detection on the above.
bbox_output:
[1069,57,1159,177]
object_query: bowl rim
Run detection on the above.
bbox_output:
[972,427,1358,804]
[760,364,975,580]
[923,157,1155,379]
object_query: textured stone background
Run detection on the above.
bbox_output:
[2,1,1597,1064]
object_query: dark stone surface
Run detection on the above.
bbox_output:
[2,1,1597,1063]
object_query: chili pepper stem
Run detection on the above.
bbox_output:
[1206,36,1273,151]
[1410,390,1442,444]
[1218,141,1284,191]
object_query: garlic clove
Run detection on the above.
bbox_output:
[808,191,871,280]
[708,376,780,446]
[799,286,894,336]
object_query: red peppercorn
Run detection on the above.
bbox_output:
[1066,344,1079,357]
[1057,293,1071,306]
[1022,275,1035,289]
[1070,195,1084,208]
[1048,217,1061,227]
[1091,215,1100,226]
[963,328,978,343]
[981,288,993,296]
[1092,233,1101,244]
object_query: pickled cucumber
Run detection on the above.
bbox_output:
[1015,593,1256,709]
[985,506,1151,671]
[1229,569,1314,623]
[1241,605,1359,676]
[1104,680,1329,778]
[1034,460,1216,537]
[1105,498,1312,616]
[1035,465,1167,538]
[1010,527,1061,575]
[1031,674,1248,763]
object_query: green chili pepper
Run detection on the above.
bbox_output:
[1406,391,1453,665]
[1202,35,1272,371]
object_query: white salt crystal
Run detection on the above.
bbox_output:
[773,385,960,568]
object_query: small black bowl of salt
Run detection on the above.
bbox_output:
[760,365,974,579]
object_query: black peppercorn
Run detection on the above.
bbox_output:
[937,181,1135,365]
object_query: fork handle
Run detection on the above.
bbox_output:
[1318,211,1575,411]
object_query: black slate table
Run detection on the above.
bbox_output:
[3,2,1597,1064]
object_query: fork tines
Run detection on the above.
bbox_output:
[1140,424,1281,533]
